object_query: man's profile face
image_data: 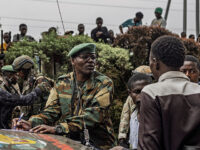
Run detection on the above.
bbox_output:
[180,61,200,83]
[20,26,27,36]
[149,51,159,81]
[72,52,96,75]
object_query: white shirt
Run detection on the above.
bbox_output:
[129,109,139,149]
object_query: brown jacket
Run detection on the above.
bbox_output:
[138,71,200,150]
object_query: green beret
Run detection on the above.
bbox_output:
[1,65,16,72]
[155,7,163,14]
[68,43,96,57]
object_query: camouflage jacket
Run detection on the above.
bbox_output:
[118,96,136,140]
[15,75,53,120]
[29,71,116,149]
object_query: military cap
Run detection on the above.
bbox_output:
[1,65,16,72]
[12,55,34,71]
[68,43,96,57]
[155,7,163,14]
[133,65,152,75]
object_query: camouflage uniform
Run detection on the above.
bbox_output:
[12,55,54,120]
[16,75,53,120]
[118,96,136,140]
[29,71,116,149]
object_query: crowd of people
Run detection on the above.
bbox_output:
[0,6,200,150]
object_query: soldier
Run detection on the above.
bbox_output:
[12,55,53,120]
[0,65,19,94]
[0,65,50,129]
[13,43,116,149]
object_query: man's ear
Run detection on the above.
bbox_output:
[153,58,160,70]
[128,89,131,94]
[71,57,75,66]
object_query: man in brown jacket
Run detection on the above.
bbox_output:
[138,35,200,150]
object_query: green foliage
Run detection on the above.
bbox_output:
[114,26,177,67]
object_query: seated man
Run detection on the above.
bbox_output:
[13,43,116,149]
[119,11,144,34]
[151,7,166,28]
[13,24,35,42]
[180,55,200,83]
[91,17,109,43]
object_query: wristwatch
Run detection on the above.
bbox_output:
[55,125,63,135]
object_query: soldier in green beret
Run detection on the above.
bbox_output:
[0,65,19,94]
[151,7,167,28]
[0,65,50,129]
[13,43,116,149]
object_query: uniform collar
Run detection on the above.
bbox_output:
[158,71,189,82]
[71,72,95,91]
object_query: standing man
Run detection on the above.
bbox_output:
[138,35,200,150]
[180,55,200,83]
[13,43,116,149]
[12,55,53,120]
[151,7,166,28]
[119,12,144,34]
[91,17,109,43]
[0,32,12,52]
[13,24,35,42]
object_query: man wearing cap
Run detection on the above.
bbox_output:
[13,43,116,149]
[151,7,166,28]
[12,55,54,120]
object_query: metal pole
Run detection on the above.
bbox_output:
[196,0,200,36]
[164,0,171,21]
[56,0,65,33]
[183,0,187,33]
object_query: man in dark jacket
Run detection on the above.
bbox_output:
[91,17,109,43]
[138,35,200,150]
[0,84,47,129]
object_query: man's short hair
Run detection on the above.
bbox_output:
[136,12,144,19]
[78,24,84,28]
[151,35,185,68]
[189,34,195,39]
[181,32,186,38]
[96,17,103,22]
[185,55,200,70]
[127,72,152,90]
[19,23,27,29]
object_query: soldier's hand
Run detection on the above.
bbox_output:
[12,118,31,131]
[109,146,126,150]
[30,125,56,134]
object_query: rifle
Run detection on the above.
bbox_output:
[1,30,3,54]
[0,30,5,59]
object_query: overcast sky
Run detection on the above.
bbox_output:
[0,0,198,40]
